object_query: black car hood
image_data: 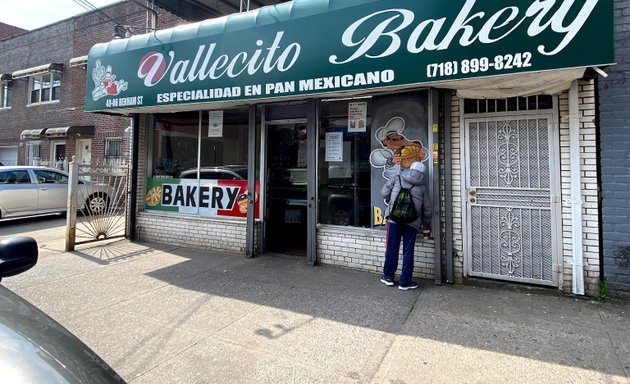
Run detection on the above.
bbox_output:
[0,285,125,383]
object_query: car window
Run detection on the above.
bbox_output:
[0,171,14,183]
[0,170,30,184]
[180,168,247,180]
[181,171,234,180]
[180,172,199,179]
[201,171,236,180]
[33,169,68,184]
[14,170,31,184]
[0,171,16,184]
[190,171,221,180]
[233,168,248,179]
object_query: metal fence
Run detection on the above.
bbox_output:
[65,160,129,250]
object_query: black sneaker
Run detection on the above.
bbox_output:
[380,276,395,286]
[398,281,419,291]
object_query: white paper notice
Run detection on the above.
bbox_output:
[208,110,223,137]
[325,132,343,162]
[348,101,367,133]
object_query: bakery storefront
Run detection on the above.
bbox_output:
[85,0,614,294]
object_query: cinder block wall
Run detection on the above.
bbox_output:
[598,0,630,295]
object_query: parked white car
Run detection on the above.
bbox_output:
[0,166,110,220]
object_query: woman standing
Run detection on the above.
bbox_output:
[380,143,432,290]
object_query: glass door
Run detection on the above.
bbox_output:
[262,102,314,258]
[265,119,308,256]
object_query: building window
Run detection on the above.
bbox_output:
[319,91,431,229]
[151,109,250,178]
[105,137,124,162]
[29,72,61,104]
[319,99,373,227]
[0,83,10,108]
[463,95,553,114]
[146,109,254,218]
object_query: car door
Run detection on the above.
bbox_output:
[32,169,69,213]
[0,169,38,218]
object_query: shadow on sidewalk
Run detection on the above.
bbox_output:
[127,242,630,380]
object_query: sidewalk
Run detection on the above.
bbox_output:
[3,233,630,383]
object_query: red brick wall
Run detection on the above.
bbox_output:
[0,22,26,40]
[0,3,186,165]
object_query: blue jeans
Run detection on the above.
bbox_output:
[383,222,418,286]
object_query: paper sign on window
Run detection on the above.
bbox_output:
[348,101,367,133]
[208,110,223,137]
[325,132,343,162]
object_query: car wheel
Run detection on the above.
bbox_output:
[85,193,109,215]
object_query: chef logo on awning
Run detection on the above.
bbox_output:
[92,60,129,101]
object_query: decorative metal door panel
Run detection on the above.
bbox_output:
[465,115,558,286]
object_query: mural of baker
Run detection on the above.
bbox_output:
[369,92,430,228]
[370,117,408,180]
[370,117,429,180]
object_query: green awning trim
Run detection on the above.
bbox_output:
[86,0,615,114]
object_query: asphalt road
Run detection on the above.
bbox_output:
[0,215,67,248]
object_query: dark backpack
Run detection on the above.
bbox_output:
[389,175,418,224]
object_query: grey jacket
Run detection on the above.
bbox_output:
[381,168,432,230]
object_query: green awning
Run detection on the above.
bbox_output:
[85,0,615,114]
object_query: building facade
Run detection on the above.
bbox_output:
[599,0,630,297]
[82,0,615,297]
[0,2,185,168]
[0,23,25,40]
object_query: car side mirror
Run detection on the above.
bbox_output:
[0,237,38,283]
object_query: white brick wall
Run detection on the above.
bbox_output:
[559,80,601,296]
[450,93,465,284]
[317,226,436,280]
[135,212,436,280]
[137,213,251,254]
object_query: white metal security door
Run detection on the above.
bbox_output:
[464,113,560,286]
